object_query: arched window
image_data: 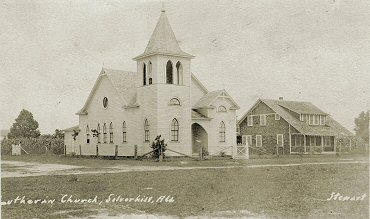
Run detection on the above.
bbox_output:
[97,124,101,143]
[103,123,107,143]
[169,98,181,105]
[143,63,147,86]
[219,121,226,142]
[171,119,179,141]
[176,61,183,85]
[109,122,113,143]
[148,61,153,84]
[218,106,227,112]
[144,119,150,142]
[122,121,127,143]
[86,125,90,144]
[166,60,173,84]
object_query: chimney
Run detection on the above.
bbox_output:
[279,97,284,101]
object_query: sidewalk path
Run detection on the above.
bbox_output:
[1,160,368,178]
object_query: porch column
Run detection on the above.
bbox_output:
[334,136,337,152]
[304,135,306,153]
[289,134,292,154]
[349,138,352,151]
[321,136,324,153]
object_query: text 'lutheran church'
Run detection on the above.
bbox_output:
[64,8,240,157]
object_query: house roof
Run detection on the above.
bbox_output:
[63,125,80,132]
[134,10,194,60]
[277,100,327,115]
[76,68,137,115]
[193,90,240,110]
[239,99,353,137]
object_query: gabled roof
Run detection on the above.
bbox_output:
[277,100,327,115]
[191,110,211,120]
[191,73,208,94]
[133,10,194,60]
[238,99,353,137]
[63,125,80,132]
[193,90,240,110]
[76,68,137,115]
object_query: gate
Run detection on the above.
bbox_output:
[233,135,249,159]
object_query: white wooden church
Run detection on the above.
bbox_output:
[64,8,240,157]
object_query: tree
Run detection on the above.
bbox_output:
[53,129,64,139]
[7,109,41,138]
[354,111,369,143]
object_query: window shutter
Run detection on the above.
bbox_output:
[242,135,247,145]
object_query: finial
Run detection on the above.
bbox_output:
[161,1,165,12]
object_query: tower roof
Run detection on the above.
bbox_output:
[133,10,194,60]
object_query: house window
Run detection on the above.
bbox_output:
[260,115,266,126]
[309,115,314,125]
[176,61,183,85]
[219,121,226,142]
[97,124,101,143]
[103,97,108,108]
[109,122,113,143]
[277,134,283,146]
[122,121,127,143]
[166,60,173,84]
[169,98,181,105]
[246,135,252,146]
[86,125,90,144]
[103,123,107,143]
[143,63,147,86]
[256,135,262,147]
[144,119,150,142]
[148,61,152,84]
[275,114,280,120]
[218,106,227,112]
[320,115,325,125]
[314,115,319,125]
[247,115,253,126]
[170,119,179,141]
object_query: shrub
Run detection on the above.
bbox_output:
[1,137,64,155]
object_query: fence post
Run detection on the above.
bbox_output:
[79,145,82,156]
[134,145,137,159]
[96,144,99,157]
[200,146,203,160]
[115,145,118,160]
[64,144,66,156]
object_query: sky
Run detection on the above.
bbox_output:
[0,0,369,134]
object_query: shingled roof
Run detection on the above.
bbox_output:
[133,10,194,60]
[193,90,240,110]
[239,99,353,137]
[76,68,138,115]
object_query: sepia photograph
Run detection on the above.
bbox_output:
[1,0,369,218]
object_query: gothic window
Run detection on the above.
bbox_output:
[86,125,90,144]
[97,124,101,143]
[218,105,227,112]
[148,61,153,84]
[169,98,181,105]
[219,121,226,142]
[143,63,147,86]
[144,119,150,142]
[176,61,183,85]
[166,60,173,84]
[171,119,179,141]
[103,123,107,143]
[122,121,127,143]
[109,122,113,143]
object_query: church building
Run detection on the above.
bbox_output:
[64,9,240,157]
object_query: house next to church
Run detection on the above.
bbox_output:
[63,9,240,157]
[238,98,355,155]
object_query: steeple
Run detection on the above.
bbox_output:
[134,9,194,60]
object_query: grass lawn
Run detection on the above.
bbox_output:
[1,155,369,218]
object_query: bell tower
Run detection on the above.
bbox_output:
[133,8,194,154]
